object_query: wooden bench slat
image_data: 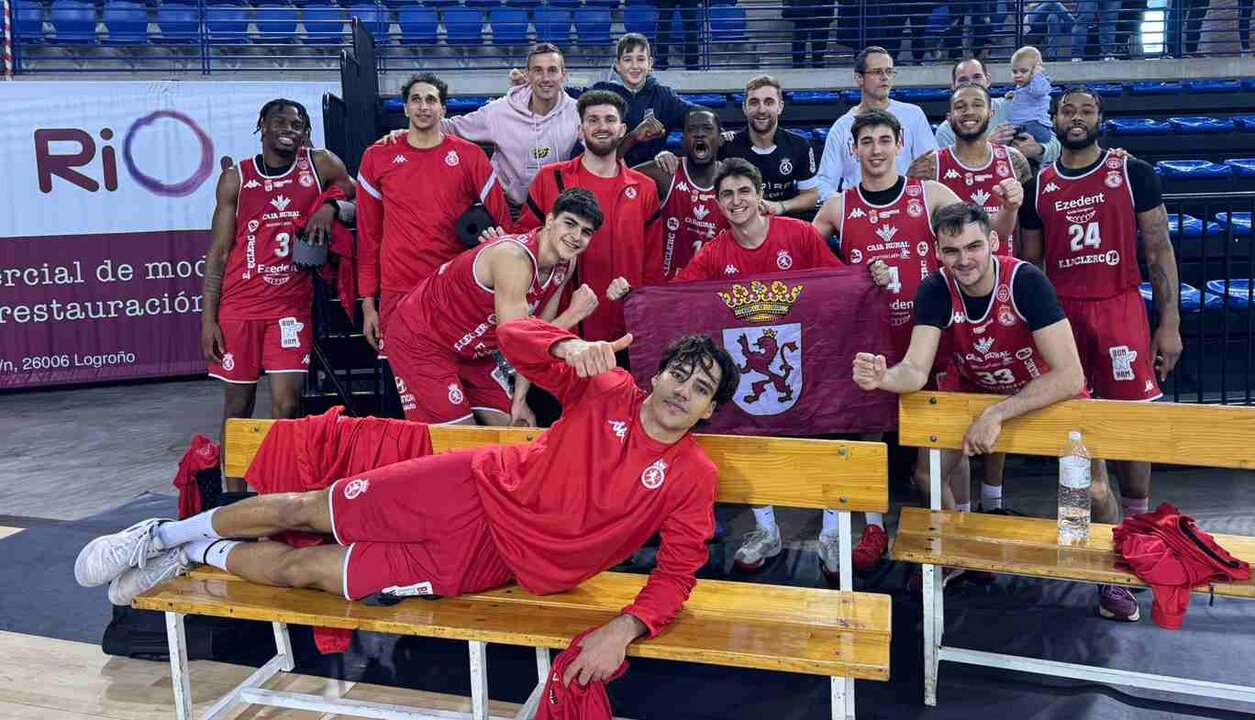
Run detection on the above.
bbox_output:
[892,507,1255,598]
[224,420,889,512]
[134,575,890,680]
[899,392,1255,469]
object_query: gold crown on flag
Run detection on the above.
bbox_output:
[717,280,804,323]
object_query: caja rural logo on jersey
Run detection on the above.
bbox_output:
[717,280,804,416]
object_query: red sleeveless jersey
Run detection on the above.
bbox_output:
[936,143,1017,256]
[838,177,938,339]
[395,230,573,360]
[219,148,321,320]
[660,159,727,278]
[945,256,1050,394]
[1034,151,1141,299]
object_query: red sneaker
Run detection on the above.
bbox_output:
[852,524,888,573]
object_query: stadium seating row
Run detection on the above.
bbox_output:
[10,0,748,45]
[1140,280,1254,314]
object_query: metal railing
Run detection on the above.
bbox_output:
[7,0,1251,75]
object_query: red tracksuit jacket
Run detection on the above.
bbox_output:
[1112,503,1251,629]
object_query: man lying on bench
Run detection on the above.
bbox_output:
[76,317,738,686]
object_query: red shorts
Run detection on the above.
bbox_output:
[208,316,311,383]
[385,316,512,424]
[375,289,406,360]
[328,451,514,601]
[1061,289,1161,401]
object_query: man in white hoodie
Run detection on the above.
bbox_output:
[441,43,581,216]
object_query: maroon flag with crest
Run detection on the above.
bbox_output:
[624,267,898,436]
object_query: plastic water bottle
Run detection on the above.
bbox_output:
[1058,431,1092,546]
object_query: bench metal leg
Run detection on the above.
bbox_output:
[513,648,551,720]
[468,640,489,720]
[165,612,193,720]
[922,448,944,706]
[830,676,855,720]
[272,621,295,671]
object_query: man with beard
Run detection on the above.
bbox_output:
[516,90,665,346]
[633,109,729,278]
[356,73,513,350]
[201,99,355,491]
[651,76,819,218]
[1019,87,1181,623]
[816,47,938,202]
[930,58,1061,168]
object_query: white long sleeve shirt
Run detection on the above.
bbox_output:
[816,99,939,202]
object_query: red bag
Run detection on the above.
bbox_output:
[173,435,220,519]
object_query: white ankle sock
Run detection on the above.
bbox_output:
[1121,496,1150,517]
[980,483,1003,510]
[752,506,778,533]
[956,502,972,513]
[155,508,222,550]
[864,512,884,529]
[185,539,241,570]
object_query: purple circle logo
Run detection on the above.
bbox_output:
[122,110,214,197]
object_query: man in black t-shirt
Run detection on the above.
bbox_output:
[854,203,1086,510]
[655,75,819,217]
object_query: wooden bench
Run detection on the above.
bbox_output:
[134,419,893,720]
[892,391,1255,708]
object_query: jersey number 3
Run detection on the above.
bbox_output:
[275,232,291,258]
[1067,222,1101,252]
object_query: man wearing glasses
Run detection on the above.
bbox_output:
[816,46,938,202]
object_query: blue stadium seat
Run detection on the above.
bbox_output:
[812,127,828,144]
[892,87,951,102]
[1225,159,1255,177]
[621,3,656,39]
[206,4,250,43]
[1166,214,1222,239]
[708,4,746,41]
[503,0,542,7]
[397,5,437,43]
[1215,212,1252,238]
[532,6,570,43]
[50,0,98,43]
[102,0,148,45]
[1230,115,1255,132]
[155,2,199,43]
[1086,83,1124,97]
[1205,279,1253,310]
[1103,118,1171,135]
[1140,282,1207,314]
[665,130,682,150]
[783,127,810,142]
[1155,160,1233,179]
[574,6,612,45]
[13,1,46,44]
[679,93,726,108]
[1245,78,1255,92]
[1168,116,1236,134]
[1128,81,1182,95]
[1184,79,1242,94]
[302,5,347,44]
[421,0,462,7]
[255,2,299,41]
[488,7,528,45]
[347,4,390,42]
[442,7,484,45]
[841,89,862,104]
[447,96,491,112]
[548,0,583,6]
[787,90,841,105]
[584,0,620,7]
[465,0,502,7]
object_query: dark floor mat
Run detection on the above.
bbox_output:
[5,493,1252,719]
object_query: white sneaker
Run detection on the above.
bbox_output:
[108,547,190,606]
[74,518,169,588]
[818,531,841,580]
[732,526,782,572]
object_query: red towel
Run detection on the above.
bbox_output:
[244,407,433,652]
[1112,503,1250,629]
[292,185,358,321]
[172,435,220,519]
[536,629,629,720]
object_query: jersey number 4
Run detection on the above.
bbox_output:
[1067,222,1101,252]
[885,265,902,294]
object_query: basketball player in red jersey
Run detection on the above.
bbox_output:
[201,99,355,491]
[632,108,729,278]
[356,73,513,350]
[907,82,1032,513]
[852,203,1085,508]
[386,189,604,427]
[1019,87,1181,622]
[79,318,739,687]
